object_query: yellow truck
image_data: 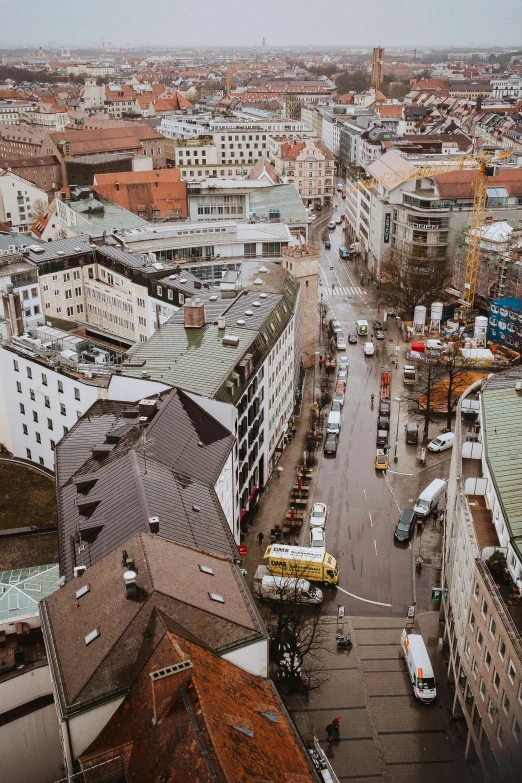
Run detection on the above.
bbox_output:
[264,544,339,586]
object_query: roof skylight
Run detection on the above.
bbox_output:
[199,565,214,575]
[75,584,90,600]
[209,592,224,603]
[84,628,100,645]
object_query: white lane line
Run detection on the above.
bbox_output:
[369,511,373,527]
[384,474,402,513]
[363,486,367,501]
[337,585,392,607]
[374,539,378,556]
[386,468,415,476]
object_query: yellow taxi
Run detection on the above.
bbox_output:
[374,449,388,470]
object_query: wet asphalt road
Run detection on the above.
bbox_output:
[308,202,419,618]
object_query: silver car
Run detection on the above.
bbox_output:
[337,336,346,351]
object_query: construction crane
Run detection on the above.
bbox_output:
[346,146,513,308]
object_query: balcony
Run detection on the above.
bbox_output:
[476,559,522,653]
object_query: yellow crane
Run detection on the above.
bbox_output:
[346,147,513,308]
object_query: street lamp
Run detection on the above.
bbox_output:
[394,396,401,463]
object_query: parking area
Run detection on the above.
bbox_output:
[288,615,469,783]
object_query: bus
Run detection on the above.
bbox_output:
[356,319,368,336]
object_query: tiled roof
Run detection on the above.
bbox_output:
[55,391,237,580]
[49,124,163,156]
[43,532,264,710]
[435,168,522,199]
[92,169,188,219]
[80,629,315,783]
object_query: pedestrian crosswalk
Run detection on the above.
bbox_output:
[322,285,365,297]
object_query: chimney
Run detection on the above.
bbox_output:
[123,570,137,599]
[148,515,160,534]
[183,298,206,328]
[150,660,193,723]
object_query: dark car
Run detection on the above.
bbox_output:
[376,429,389,447]
[373,321,383,331]
[379,400,391,417]
[348,332,357,344]
[405,421,419,444]
[394,509,417,542]
[324,432,338,456]
[325,241,331,249]
[378,415,390,431]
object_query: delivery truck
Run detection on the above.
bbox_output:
[264,544,339,586]
[400,628,437,703]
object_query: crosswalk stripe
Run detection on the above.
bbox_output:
[322,285,365,297]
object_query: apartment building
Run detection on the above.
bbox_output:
[272,139,335,207]
[443,371,522,782]
[0,155,62,194]
[0,124,58,158]
[0,170,48,233]
[0,248,44,337]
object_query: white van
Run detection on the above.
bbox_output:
[428,432,454,453]
[255,569,323,604]
[426,339,447,351]
[400,629,436,703]
[364,342,375,356]
[413,478,447,517]
[327,410,341,435]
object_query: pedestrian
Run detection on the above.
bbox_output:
[276,470,280,480]
[257,531,264,547]
[292,426,297,439]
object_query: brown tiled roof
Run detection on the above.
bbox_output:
[80,629,316,783]
[92,169,188,218]
[49,125,163,157]
[55,390,237,580]
[43,532,263,709]
[435,168,522,199]
[0,155,59,169]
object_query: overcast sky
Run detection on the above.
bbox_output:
[2,0,521,49]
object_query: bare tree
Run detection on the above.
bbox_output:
[28,198,49,221]
[401,359,446,441]
[260,565,330,695]
[379,248,449,317]
[442,348,478,430]
[318,302,328,334]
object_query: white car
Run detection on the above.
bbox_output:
[364,342,375,356]
[337,336,347,351]
[335,216,342,224]
[333,390,345,407]
[310,502,327,529]
[337,183,343,191]
[310,214,317,221]
[428,432,455,452]
[328,221,336,229]
[310,527,326,548]
[426,339,447,351]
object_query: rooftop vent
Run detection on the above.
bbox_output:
[236,319,246,326]
[91,443,115,460]
[192,504,200,512]
[139,398,157,417]
[74,565,87,578]
[516,380,522,394]
[149,660,193,681]
[244,310,253,316]
[209,295,218,301]
[259,293,267,299]
[148,515,160,534]
[222,334,240,347]
[75,584,90,599]
[252,301,260,307]
[253,278,264,285]
[258,265,268,273]
[199,565,214,575]
[124,570,137,599]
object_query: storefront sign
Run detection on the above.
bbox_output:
[384,212,391,243]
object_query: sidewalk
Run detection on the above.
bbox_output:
[243,374,314,587]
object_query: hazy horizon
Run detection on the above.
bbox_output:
[2,0,521,50]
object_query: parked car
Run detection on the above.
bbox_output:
[330,320,343,334]
[413,479,447,518]
[335,216,342,224]
[333,390,345,407]
[337,336,347,350]
[310,527,326,548]
[335,379,346,392]
[376,429,389,447]
[328,221,336,229]
[337,369,348,382]
[378,415,390,431]
[394,509,417,542]
[375,329,385,340]
[405,421,419,444]
[379,400,391,417]
[310,214,317,222]
[331,400,342,413]
[428,432,455,452]
[310,502,327,529]
[324,432,338,457]
[373,321,383,331]
[337,183,343,191]
[339,356,349,370]
[374,450,388,470]
[325,241,331,249]
[348,332,357,344]
[364,342,375,356]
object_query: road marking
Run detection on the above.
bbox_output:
[374,539,378,556]
[384,474,402,512]
[337,585,392,607]
[363,486,367,501]
[368,511,373,527]
[386,468,415,476]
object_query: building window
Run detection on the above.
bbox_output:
[60,403,66,416]
[502,691,510,715]
[39,457,44,466]
[26,366,32,379]
[493,669,501,692]
[473,581,480,600]
[13,359,19,372]
[477,630,483,649]
[488,698,495,722]
[41,373,47,386]
[489,618,496,638]
[481,599,488,619]
[26,448,32,460]
[480,678,487,700]
[465,641,471,658]
[472,657,478,679]
[57,380,63,393]
[485,648,492,669]
[44,395,50,408]
[469,611,476,631]
[74,387,80,401]
[22,423,28,435]
[16,381,22,393]
[50,440,55,451]
[63,425,69,435]
[498,639,506,660]
[497,723,504,747]
[508,660,516,684]
[19,402,25,414]
[35,432,41,444]
[47,418,53,430]
[513,717,521,743]
[32,411,38,423]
